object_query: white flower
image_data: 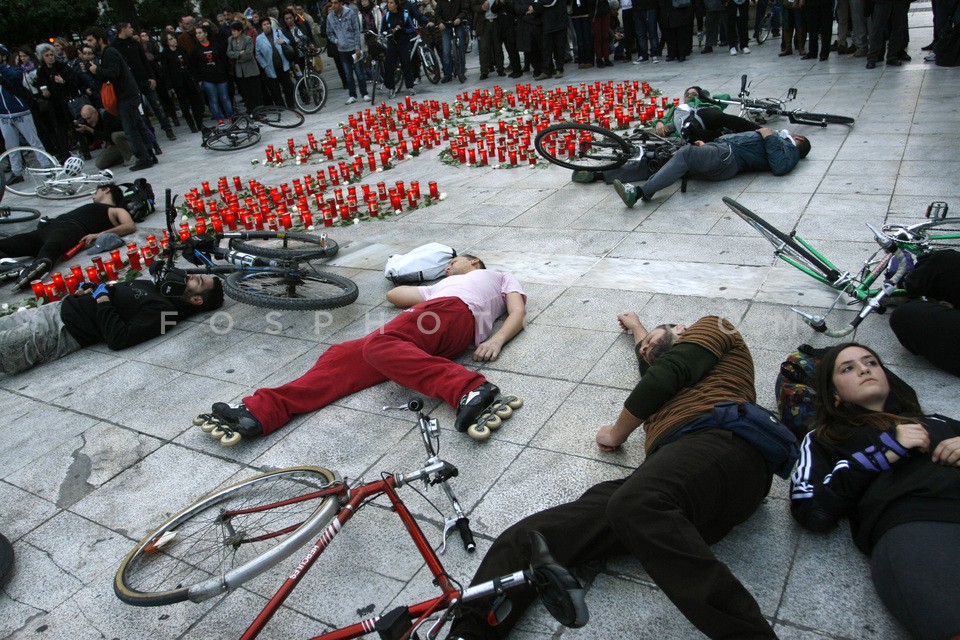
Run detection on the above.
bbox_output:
[17,306,27,312]
[181,215,188,222]
[353,219,360,224]
[251,159,260,164]
[306,225,315,231]
[376,168,383,173]
[394,209,402,215]
[1,304,8,311]
[438,193,447,201]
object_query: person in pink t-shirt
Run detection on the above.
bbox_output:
[198,255,527,442]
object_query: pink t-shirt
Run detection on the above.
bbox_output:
[418,269,526,346]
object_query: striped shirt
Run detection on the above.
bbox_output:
[643,316,756,452]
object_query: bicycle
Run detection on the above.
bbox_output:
[0,147,114,199]
[706,75,855,127]
[155,189,358,310]
[293,45,329,114]
[201,115,262,152]
[534,122,681,174]
[723,197,960,337]
[410,28,442,84]
[251,104,306,129]
[364,30,393,103]
[113,397,589,639]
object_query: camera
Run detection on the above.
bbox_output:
[75,116,88,127]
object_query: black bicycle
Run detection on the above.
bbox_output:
[252,104,306,129]
[707,75,855,127]
[293,47,328,114]
[201,115,262,152]
[157,190,358,310]
[534,122,681,172]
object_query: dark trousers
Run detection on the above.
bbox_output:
[870,521,960,640]
[385,39,415,91]
[234,75,264,114]
[479,21,505,73]
[171,81,206,129]
[448,429,775,639]
[890,300,960,377]
[726,2,750,48]
[572,16,593,63]
[117,98,151,163]
[802,2,833,58]
[663,21,693,58]
[867,0,909,62]
[592,15,612,62]
[0,225,83,264]
[686,108,761,142]
[542,28,566,73]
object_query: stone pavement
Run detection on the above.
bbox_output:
[1,9,958,639]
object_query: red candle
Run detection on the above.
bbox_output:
[378,182,388,200]
[104,262,117,281]
[411,181,421,198]
[51,271,66,294]
[428,181,440,199]
[70,264,84,279]
[146,234,157,248]
[233,176,242,191]
[322,205,334,227]
[127,250,142,271]
[300,211,313,228]
[65,275,80,294]
[195,217,207,235]
[85,266,100,284]
[390,191,402,211]
[110,250,124,270]
[202,181,212,196]
[44,282,61,302]
[395,180,405,195]
[280,213,292,229]
[407,189,418,209]
[31,280,45,300]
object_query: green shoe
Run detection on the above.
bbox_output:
[571,170,598,183]
[613,179,637,208]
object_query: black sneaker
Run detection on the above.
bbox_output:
[453,382,500,433]
[130,159,153,172]
[14,258,51,290]
[211,402,263,437]
[6,174,24,185]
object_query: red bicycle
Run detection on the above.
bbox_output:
[113,398,589,639]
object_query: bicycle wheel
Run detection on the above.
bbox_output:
[229,231,340,260]
[115,467,340,606]
[534,123,633,171]
[722,197,841,283]
[789,111,856,127]
[0,206,41,224]
[421,48,441,84]
[757,11,773,44]
[203,125,262,152]
[251,105,305,129]
[224,267,359,310]
[0,147,60,198]
[0,533,12,588]
[295,72,327,114]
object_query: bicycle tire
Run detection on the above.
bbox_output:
[115,466,340,606]
[421,48,441,84]
[534,123,633,171]
[224,268,359,310]
[0,206,41,224]
[251,105,305,129]
[722,197,841,283]
[789,111,855,127]
[0,533,12,588]
[757,11,773,44]
[0,147,61,198]
[202,125,262,152]
[295,72,328,114]
[229,231,340,260]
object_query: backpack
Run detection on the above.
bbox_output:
[775,344,830,442]
[384,242,456,284]
[120,178,155,223]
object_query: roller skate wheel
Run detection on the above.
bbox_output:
[198,419,220,433]
[210,425,229,440]
[219,431,242,446]
[479,412,503,430]
[493,404,513,419]
[504,396,524,410]
[467,424,492,441]
[192,414,211,426]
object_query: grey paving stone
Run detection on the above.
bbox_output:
[0,404,99,478]
[533,286,655,332]
[0,481,58,541]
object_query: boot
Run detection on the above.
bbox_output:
[183,113,200,134]
[796,27,807,56]
[780,27,794,55]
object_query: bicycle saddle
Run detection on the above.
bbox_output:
[527,531,589,629]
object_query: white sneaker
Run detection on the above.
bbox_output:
[651,56,660,63]
[345,96,357,105]
[362,94,371,102]
[730,47,738,55]
[924,51,936,62]
[742,46,751,54]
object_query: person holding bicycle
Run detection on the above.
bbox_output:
[430,0,470,82]
[614,127,810,206]
[0,274,223,375]
[790,342,960,640]
[447,314,786,639]
[382,0,424,97]
[200,255,527,441]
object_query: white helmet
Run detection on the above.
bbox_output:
[60,156,85,177]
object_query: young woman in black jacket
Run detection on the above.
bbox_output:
[790,342,960,640]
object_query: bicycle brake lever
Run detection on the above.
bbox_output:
[865,222,896,251]
[791,308,828,333]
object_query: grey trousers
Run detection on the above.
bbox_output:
[0,302,82,375]
[95,131,133,170]
[642,142,739,197]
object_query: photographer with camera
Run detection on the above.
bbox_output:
[73,104,133,170]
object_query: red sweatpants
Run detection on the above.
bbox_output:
[244,297,486,434]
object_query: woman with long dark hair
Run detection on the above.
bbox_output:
[790,342,960,640]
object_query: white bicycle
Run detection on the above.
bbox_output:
[0,147,114,199]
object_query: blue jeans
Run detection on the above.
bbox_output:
[201,81,234,121]
[440,23,468,79]
[338,50,367,98]
[633,8,660,58]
